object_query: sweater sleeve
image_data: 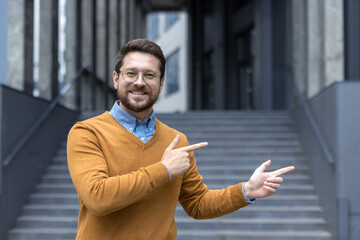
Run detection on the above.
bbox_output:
[178,149,251,219]
[67,122,170,217]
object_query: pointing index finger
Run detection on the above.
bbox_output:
[179,142,208,152]
[270,166,295,177]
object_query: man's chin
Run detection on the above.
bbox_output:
[118,94,158,114]
[122,101,153,113]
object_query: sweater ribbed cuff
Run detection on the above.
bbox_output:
[229,183,252,208]
[145,162,172,189]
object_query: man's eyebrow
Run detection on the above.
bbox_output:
[124,67,157,72]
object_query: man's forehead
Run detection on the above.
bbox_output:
[122,52,161,72]
[123,52,159,64]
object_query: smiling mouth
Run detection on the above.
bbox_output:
[130,91,146,95]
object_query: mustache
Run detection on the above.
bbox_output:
[128,87,147,92]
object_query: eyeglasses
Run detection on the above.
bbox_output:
[119,68,160,83]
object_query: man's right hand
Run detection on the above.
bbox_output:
[161,135,208,177]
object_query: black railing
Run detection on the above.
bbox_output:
[2,64,116,167]
[291,80,335,165]
[2,66,90,167]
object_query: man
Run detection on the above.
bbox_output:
[67,39,295,239]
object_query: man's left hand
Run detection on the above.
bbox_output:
[243,160,295,200]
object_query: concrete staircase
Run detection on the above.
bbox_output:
[7,111,332,240]
[161,111,332,240]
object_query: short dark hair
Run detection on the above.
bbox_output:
[115,39,166,79]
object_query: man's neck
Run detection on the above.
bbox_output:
[119,102,153,121]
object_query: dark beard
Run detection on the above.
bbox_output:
[117,88,160,113]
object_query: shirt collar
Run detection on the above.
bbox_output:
[109,101,156,133]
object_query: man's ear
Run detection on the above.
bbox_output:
[159,77,165,93]
[113,71,119,89]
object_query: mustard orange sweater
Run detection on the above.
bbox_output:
[67,112,250,239]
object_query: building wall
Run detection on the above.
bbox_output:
[4,0,147,112]
[147,12,189,113]
[189,0,290,111]
[292,82,360,240]
[291,0,344,99]
[63,0,147,111]
[290,1,359,238]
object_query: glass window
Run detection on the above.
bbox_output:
[147,13,159,41]
[165,13,179,30]
[165,49,180,95]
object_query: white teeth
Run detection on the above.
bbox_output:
[131,92,145,95]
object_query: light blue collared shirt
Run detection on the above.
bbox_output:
[109,101,172,179]
[109,101,254,203]
[109,101,156,143]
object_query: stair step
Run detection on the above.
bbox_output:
[53,154,305,162]
[207,184,315,195]
[57,139,302,148]
[34,183,315,195]
[23,204,78,216]
[184,133,300,138]
[8,228,77,240]
[16,216,78,228]
[203,175,311,185]
[174,217,329,231]
[167,126,297,132]
[156,111,290,118]
[29,194,78,205]
[36,184,76,193]
[175,230,331,240]
[175,205,325,218]
[197,165,308,174]
[38,173,310,185]
[160,118,294,124]
[55,146,304,155]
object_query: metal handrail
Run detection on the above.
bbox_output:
[291,80,335,165]
[2,66,90,167]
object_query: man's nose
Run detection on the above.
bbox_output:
[133,73,146,86]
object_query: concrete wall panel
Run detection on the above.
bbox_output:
[292,81,360,239]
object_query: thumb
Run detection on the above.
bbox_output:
[257,159,271,173]
[167,135,180,150]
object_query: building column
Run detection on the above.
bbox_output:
[323,0,344,87]
[38,0,59,100]
[95,0,106,110]
[306,0,322,98]
[104,0,110,109]
[189,0,203,110]
[64,0,78,110]
[120,0,128,47]
[254,0,272,109]
[81,0,94,68]
[212,0,225,109]
[0,0,8,85]
[79,0,95,111]
[7,0,34,93]
[109,0,119,83]
[96,0,106,82]
[344,0,360,80]
[291,0,307,98]
[128,0,135,39]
